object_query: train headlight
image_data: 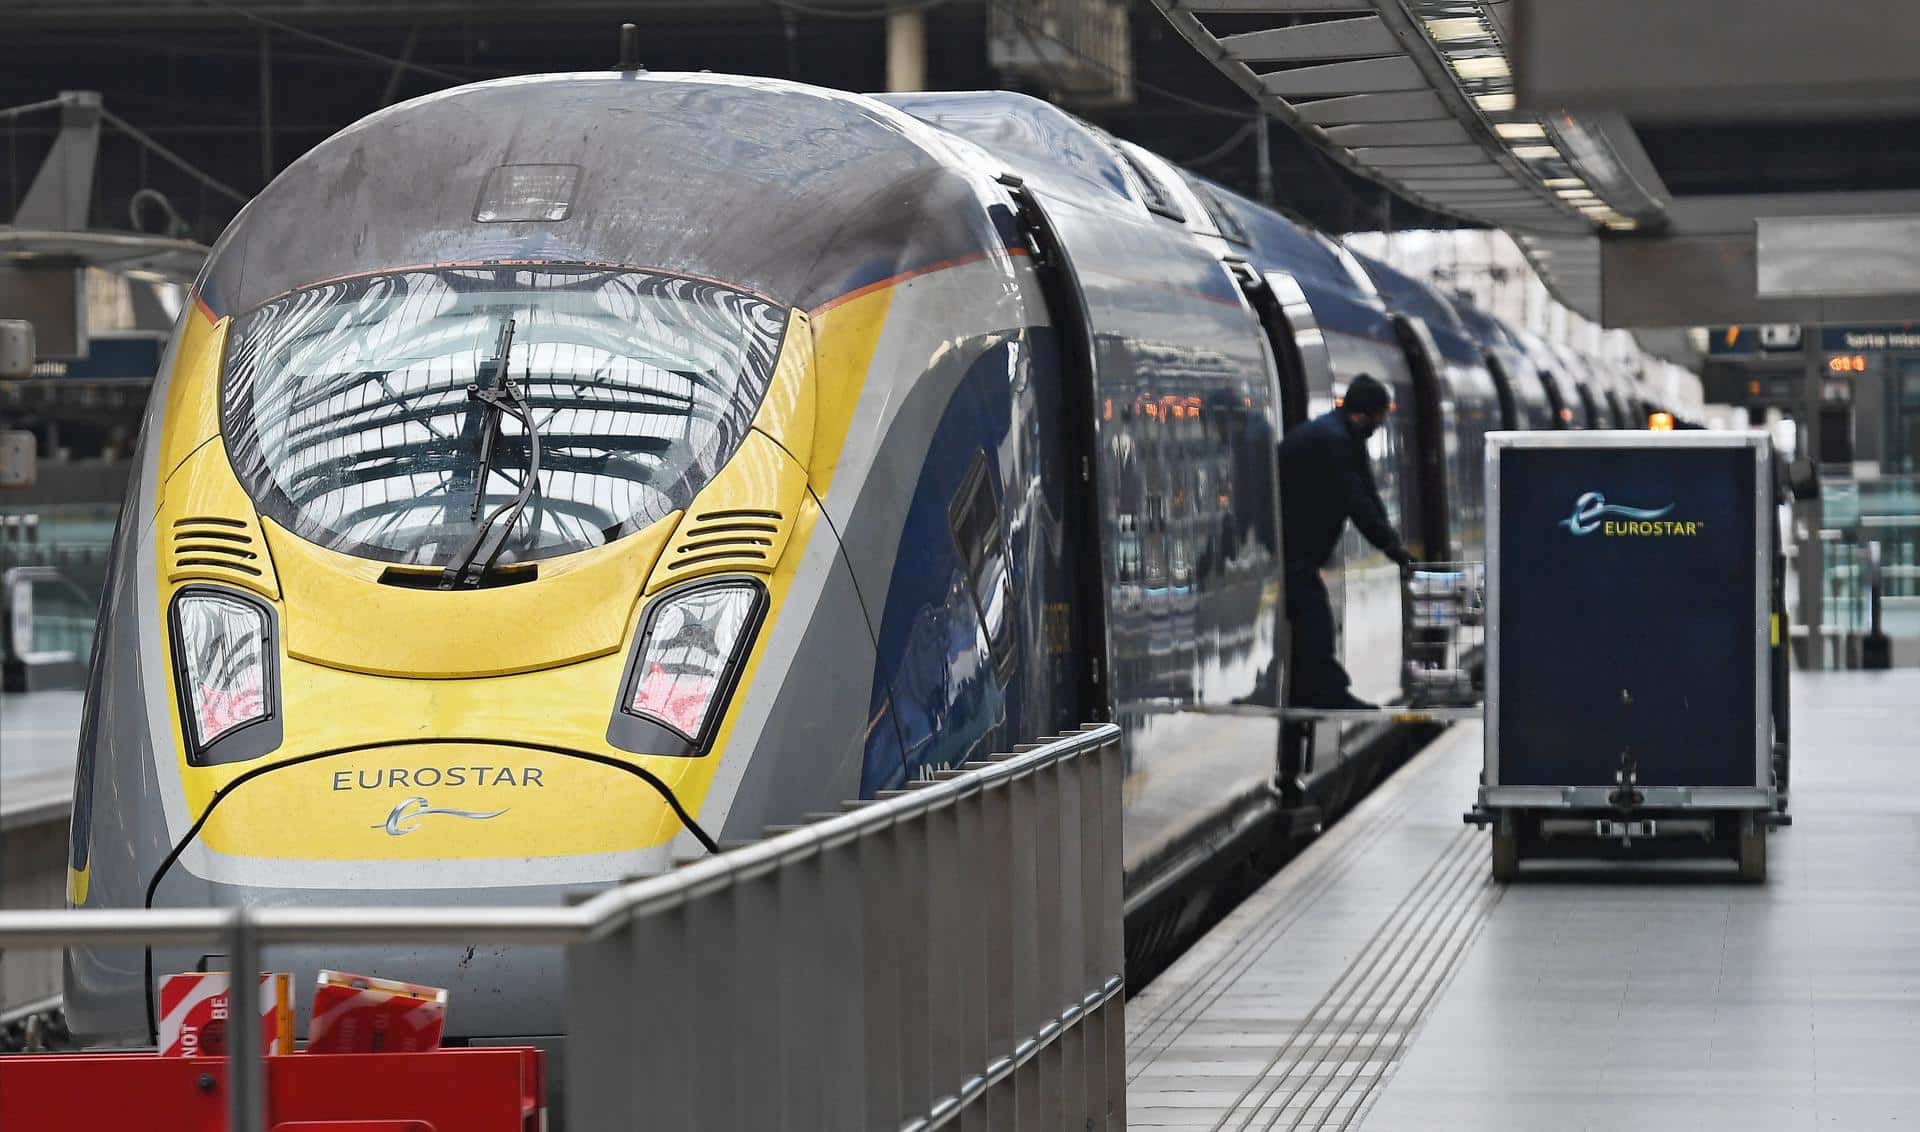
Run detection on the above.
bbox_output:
[170,588,280,764]
[619,580,765,748]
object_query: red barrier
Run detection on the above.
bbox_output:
[0,1046,544,1130]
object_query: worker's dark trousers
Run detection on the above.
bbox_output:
[1285,563,1353,704]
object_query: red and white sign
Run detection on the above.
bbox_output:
[307,970,448,1054]
[157,971,293,1057]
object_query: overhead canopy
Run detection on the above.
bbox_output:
[1150,0,1920,327]
[1147,0,1658,320]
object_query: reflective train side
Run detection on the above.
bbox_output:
[66,73,1666,1051]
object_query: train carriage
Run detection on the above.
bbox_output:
[64,70,1667,1056]
[1454,304,1559,432]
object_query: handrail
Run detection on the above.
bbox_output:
[0,723,1127,1131]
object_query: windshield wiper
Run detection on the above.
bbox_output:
[440,318,543,590]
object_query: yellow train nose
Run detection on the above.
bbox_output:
[196,743,698,864]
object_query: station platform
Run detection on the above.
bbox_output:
[0,690,81,1013]
[0,690,81,830]
[1126,670,1920,1130]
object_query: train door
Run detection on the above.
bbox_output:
[998,175,1285,888]
[1229,264,1331,431]
[1605,390,1629,429]
[1484,354,1520,430]
[1535,368,1571,428]
[1389,315,1452,563]
[997,177,1110,730]
[1226,264,1338,814]
[1576,386,1602,430]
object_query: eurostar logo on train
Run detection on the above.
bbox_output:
[329,766,546,791]
[375,797,510,837]
[1559,491,1701,537]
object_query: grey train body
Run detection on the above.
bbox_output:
[66,73,1633,1050]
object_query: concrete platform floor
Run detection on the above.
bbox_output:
[1126,670,1920,1131]
[0,689,81,828]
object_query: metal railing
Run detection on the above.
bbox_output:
[0,724,1126,1131]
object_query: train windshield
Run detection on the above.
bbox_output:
[220,265,788,566]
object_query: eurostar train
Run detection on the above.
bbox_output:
[64,71,1694,1049]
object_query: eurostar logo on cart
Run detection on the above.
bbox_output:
[1559,491,1700,537]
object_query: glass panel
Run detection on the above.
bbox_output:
[0,502,119,620]
[221,266,788,567]
[1818,474,1920,640]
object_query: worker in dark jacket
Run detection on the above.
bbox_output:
[1279,374,1413,710]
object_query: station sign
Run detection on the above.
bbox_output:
[1820,324,1920,352]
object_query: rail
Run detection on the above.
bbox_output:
[0,723,1126,1131]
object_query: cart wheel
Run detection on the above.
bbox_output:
[1737,822,1767,883]
[1491,830,1519,883]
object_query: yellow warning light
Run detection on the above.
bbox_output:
[1648,412,1675,431]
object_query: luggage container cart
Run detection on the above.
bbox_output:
[1466,431,1790,882]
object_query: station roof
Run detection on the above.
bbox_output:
[1148,0,1920,327]
[0,0,1460,265]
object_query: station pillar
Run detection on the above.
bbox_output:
[1794,322,1825,670]
[886,7,926,92]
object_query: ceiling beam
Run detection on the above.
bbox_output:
[1180,0,1374,10]
[1322,120,1473,145]
[1259,56,1425,97]
[1514,0,1920,118]
[1603,233,1920,325]
[1219,16,1399,62]
[1294,90,1450,124]
[1355,144,1495,166]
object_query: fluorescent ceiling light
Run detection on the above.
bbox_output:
[1495,122,1547,140]
[1542,177,1585,189]
[1511,144,1559,160]
[1605,218,1639,231]
[1425,17,1485,43]
[1556,187,1597,199]
[1451,56,1510,81]
[1474,93,1516,112]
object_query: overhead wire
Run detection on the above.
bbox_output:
[1180,118,1260,169]
[198,0,472,85]
[0,97,72,120]
[0,91,249,210]
[99,107,249,205]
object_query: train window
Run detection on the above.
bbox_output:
[220,265,787,567]
[1114,149,1186,223]
[949,453,1017,685]
[1197,186,1250,246]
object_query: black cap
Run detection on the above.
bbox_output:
[1341,374,1391,415]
